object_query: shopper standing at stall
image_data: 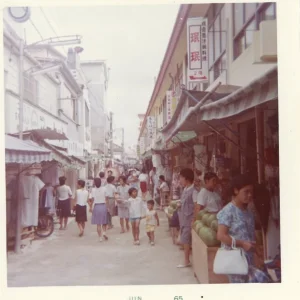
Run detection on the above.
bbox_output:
[194,172,223,217]
[56,176,73,230]
[176,168,195,268]
[158,175,170,210]
[216,174,270,283]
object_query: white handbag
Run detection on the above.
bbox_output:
[213,237,249,275]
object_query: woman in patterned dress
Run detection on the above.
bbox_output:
[216,174,270,283]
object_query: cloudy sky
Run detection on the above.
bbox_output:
[19,5,179,148]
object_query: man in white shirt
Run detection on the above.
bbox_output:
[195,172,222,215]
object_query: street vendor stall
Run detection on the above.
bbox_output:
[5,135,52,252]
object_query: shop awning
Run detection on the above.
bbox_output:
[161,89,232,134]
[5,135,52,164]
[171,131,197,143]
[11,128,68,141]
[199,66,277,121]
[165,66,278,142]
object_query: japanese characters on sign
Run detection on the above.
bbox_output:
[139,137,145,155]
[147,116,155,139]
[187,17,208,84]
[166,91,173,123]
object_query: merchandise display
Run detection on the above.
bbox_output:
[193,210,220,247]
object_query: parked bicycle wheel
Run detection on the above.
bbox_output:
[36,215,54,238]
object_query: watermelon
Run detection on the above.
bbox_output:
[195,221,205,233]
[210,220,218,232]
[199,226,220,247]
[206,214,217,227]
[202,213,211,226]
[197,210,207,220]
[193,220,200,229]
[170,201,178,210]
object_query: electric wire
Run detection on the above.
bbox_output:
[29,18,44,40]
[39,7,67,54]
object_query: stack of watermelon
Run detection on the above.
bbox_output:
[193,210,220,247]
[166,201,178,218]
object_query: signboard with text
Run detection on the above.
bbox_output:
[147,116,155,139]
[166,91,173,123]
[187,17,208,84]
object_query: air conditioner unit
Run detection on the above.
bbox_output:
[253,20,277,63]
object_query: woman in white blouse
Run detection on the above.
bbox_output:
[158,175,170,210]
[73,179,89,237]
[90,177,109,242]
[56,176,73,230]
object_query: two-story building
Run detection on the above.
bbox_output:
[4,11,92,247]
[139,3,278,261]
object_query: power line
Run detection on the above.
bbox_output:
[39,7,67,55]
[29,18,44,40]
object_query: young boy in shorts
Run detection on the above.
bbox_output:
[145,200,159,246]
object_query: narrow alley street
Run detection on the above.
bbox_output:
[7,211,197,287]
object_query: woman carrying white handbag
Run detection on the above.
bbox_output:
[214,174,270,283]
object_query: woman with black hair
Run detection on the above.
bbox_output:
[73,179,89,237]
[56,176,73,230]
[105,176,117,229]
[116,176,130,233]
[158,175,170,210]
[216,174,270,283]
[90,177,109,242]
[195,172,222,216]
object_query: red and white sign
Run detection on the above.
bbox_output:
[187,17,208,83]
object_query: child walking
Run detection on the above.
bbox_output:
[119,187,144,245]
[145,200,159,246]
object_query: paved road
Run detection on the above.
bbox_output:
[7,211,197,287]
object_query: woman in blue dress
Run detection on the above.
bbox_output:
[217,174,270,283]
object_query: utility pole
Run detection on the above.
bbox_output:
[110,112,113,168]
[121,128,124,164]
[15,38,24,253]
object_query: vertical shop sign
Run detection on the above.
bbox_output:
[147,116,155,139]
[166,91,173,123]
[187,17,208,84]
[139,137,145,155]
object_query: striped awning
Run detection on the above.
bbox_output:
[5,135,51,164]
[199,66,278,121]
[165,66,278,142]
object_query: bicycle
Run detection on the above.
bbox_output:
[35,207,55,238]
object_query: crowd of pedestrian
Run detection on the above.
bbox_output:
[65,167,162,246]
[52,165,274,283]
